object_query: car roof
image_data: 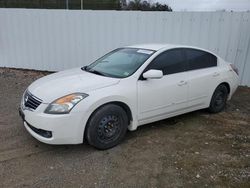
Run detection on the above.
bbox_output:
[126,43,176,51]
[125,43,220,58]
[127,43,210,51]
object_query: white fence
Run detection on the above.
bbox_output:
[0,9,250,86]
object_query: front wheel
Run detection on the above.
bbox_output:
[85,104,128,150]
[208,84,229,113]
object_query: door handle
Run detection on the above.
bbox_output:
[178,80,187,86]
[213,72,220,77]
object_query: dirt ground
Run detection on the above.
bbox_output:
[0,68,249,188]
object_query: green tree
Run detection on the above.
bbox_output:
[0,0,172,11]
[124,0,172,11]
[80,0,120,10]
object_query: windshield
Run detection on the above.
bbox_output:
[85,48,155,78]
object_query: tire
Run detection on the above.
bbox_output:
[85,104,128,150]
[208,84,229,113]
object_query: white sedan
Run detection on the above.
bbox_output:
[19,44,239,149]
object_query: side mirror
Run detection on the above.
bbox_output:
[143,69,163,79]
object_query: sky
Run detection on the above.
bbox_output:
[155,0,250,11]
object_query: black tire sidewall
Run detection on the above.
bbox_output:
[85,104,128,150]
[209,84,228,113]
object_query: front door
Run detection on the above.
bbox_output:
[137,48,188,123]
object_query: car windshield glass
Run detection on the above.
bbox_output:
[85,48,155,78]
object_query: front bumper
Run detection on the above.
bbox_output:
[19,106,87,144]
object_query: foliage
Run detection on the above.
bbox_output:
[0,0,172,11]
[123,0,172,11]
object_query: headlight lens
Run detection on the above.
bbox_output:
[45,93,88,114]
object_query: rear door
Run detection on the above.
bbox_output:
[184,48,219,107]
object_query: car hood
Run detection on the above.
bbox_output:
[28,68,120,103]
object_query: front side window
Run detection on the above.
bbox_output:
[185,49,217,70]
[85,48,155,78]
[145,49,186,75]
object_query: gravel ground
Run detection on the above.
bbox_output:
[0,68,249,188]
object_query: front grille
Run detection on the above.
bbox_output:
[23,91,42,110]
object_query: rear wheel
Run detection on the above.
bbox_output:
[209,84,229,113]
[85,104,128,150]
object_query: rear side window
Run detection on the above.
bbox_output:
[146,49,186,75]
[185,49,217,70]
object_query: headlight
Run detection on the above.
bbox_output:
[45,93,88,114]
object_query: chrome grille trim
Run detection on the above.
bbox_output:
[23,91,42,110]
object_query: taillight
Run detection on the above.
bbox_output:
[230,64,239,75]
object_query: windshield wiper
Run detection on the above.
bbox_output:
[88,69,107,76]
[82,66,107,77]
[81,66,88,71]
